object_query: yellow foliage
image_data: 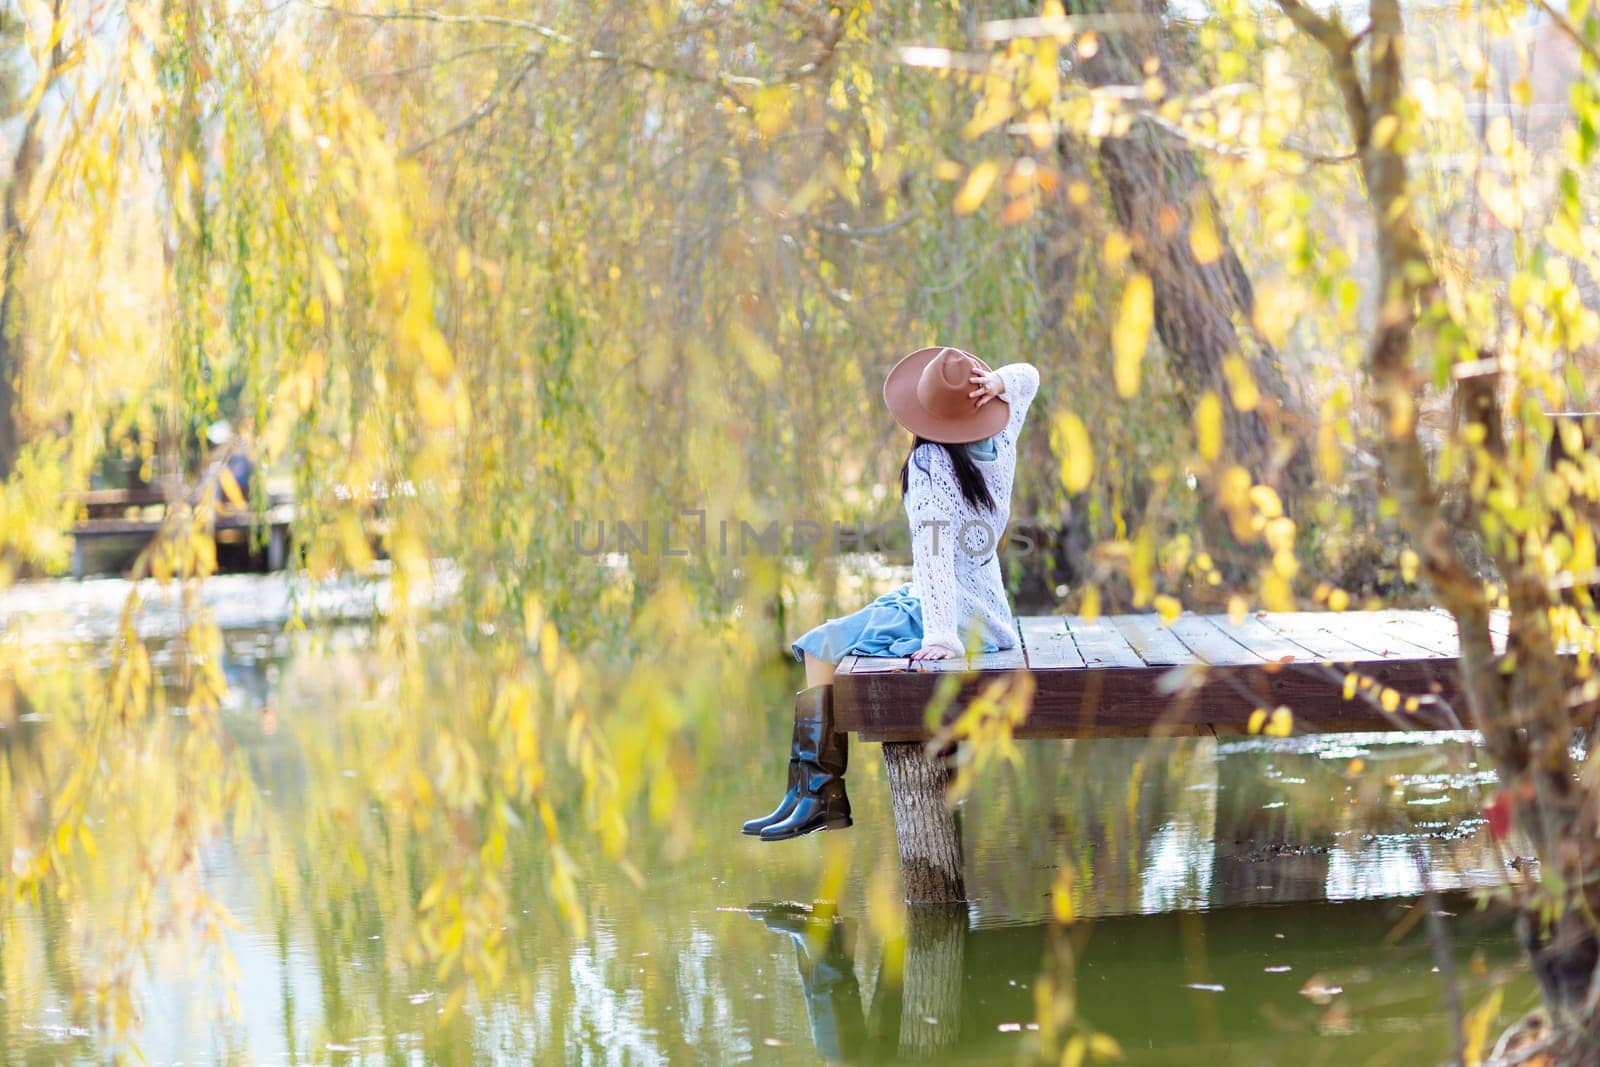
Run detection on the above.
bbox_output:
[1053,411,1095,493]
[1112,272,1153,398]
[954,160,1000,214]
[1194,391,1223,461]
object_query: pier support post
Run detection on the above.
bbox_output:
[267,525,288,572]
[881,741,966,905]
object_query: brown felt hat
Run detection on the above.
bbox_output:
[883,345,1009,444]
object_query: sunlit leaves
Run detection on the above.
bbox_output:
[1194,392,1223,461]
[1111,272,1153,398]
[1052,411,1095,493]
[1247,705,1292,737]
[1220,355,1259,412]
[1187,204,1222,265]
[953,159,1000,214]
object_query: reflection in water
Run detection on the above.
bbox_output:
[746,904,868,1062]
[754,895,1530,1065]
[0,576,1544,1063]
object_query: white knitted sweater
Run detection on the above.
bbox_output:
[904,363,1039,655]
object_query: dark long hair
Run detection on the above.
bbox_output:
[900,437,996,512]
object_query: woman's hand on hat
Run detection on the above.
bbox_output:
[910,643,959,661]
[968,367,1005,408]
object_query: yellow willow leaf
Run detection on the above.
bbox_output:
[953,160,1000,215]
[316,252,345,308]
[1228,595,1248,624]
[1054,411,1094,493]
[1051,867,1076,924]
[1247,707,1267,734]
[414,375,454,430]
[1317,420,1344,482]
[1266,706,1293,737]
[1088,1032,1123,1061]
[1380,687,1400,713]
[418,327,454,379]
[540,621,560,675]
[1399,549,1420,583]
[1371,113,1400,149]
[1102,229,1131,268]
[1222,354,1260,412]
[1189,209,1222,265]
[522,595,545,643]
[1112,272,1153,398]
[1080,585,1102,621]
[1328,588,1350,612]
[1154,594,1181,624]
[999,196,1035,225]
[217,466,246,509]
[1249,484,1282,518]
[1343,673,1358,700]
[1195,391,1223,461]
[752,84,791,137]
[1463,988,1503,1066]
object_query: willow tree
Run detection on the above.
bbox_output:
[0,0,1093,1047]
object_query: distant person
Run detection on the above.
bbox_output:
[744,347,1039,841]
[206,420,254,504]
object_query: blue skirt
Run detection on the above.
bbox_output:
[790,584,1000,662]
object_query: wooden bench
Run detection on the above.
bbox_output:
[71,488,295,577]
[833,608,1503,904]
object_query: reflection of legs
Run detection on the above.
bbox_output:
[749,905,866,1063]
[743,654,852,841]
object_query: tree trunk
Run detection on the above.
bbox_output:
[1062,0,1311,497]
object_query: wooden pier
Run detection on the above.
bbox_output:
[833,609,1504,904]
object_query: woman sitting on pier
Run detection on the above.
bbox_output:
[745,346,1039,841]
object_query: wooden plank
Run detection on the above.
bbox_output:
[848,657,911,674]
[830,609,1508,741]
[916,644,1027,673]
[1017,616,1086,671]
[1164,614,1266,666]
[1254,613,1388,663]
[1064,615,1146,669]
[1312,610,1446,660]
[1109,614,1201,667]
[1205,614,1315,664]
[833,652,1472,739]
[1367,609,1461,658]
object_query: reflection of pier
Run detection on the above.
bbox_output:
[754,894,1521,1063]
[958,735,1511,923]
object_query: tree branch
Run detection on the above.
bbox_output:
[1531,0,1600,69]
[302,2,849,111]
[402,48,541,158]
[1274,0,1370,146]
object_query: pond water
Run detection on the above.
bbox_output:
[2,576,1539,1065]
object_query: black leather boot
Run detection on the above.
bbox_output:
[760,685,851,841]
[742,685,829,835]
